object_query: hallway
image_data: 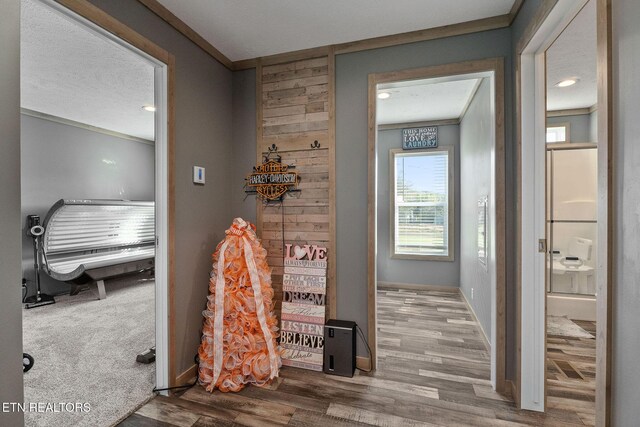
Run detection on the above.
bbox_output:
[119,287,593,426]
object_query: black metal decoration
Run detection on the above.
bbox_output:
[245,144,301,203]
[265,143,281,162]
[310,140,321,149]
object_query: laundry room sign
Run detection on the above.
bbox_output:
[280,243,327,371]
[402,126,438,150]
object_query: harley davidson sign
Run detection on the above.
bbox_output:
[247,159,298,200]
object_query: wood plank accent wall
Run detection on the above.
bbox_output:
[256,56,337,321]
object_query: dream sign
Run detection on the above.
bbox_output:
[402,126,438,150]
[280,243,328,371]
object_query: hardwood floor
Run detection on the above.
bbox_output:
[546,319,596,426]
[120,287,595,426]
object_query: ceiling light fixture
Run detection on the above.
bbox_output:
[142,105,157,112]
[556,79,578,88]
[377,92,391,100]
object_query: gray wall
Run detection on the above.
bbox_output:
[87,0,234,376]
[336,28,513,357]
[376,125,461,286]
[460,78,493,339]
[0,0,24,425]
[612,0,640,423]
[547,113,594,143]
[20,114,155,296]
[231,69,257,224]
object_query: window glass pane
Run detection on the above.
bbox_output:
[546,126,567,143]
[394,151,449,257]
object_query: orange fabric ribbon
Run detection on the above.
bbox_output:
[198,218,281,392]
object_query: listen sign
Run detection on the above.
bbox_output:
[402,126,438,149]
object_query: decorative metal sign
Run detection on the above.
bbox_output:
[402,126,438,150]
[245,145,299,201]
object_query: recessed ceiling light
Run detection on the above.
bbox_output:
[556,79,578,88]
[377,92,391,100]
[142,105,156,112]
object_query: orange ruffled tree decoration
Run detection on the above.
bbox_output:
[198,218,281,392]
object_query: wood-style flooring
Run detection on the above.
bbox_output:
[546,318,596,426]
[119,287,595,426]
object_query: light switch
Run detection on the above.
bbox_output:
[193,166,205,184]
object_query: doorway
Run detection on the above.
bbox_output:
[20,0,173,425]
[367,58,507,391]
[518,0,612,421]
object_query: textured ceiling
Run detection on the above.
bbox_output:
[546,0,597,111]
[21,0,156,140]
[20,0,592,134]
[157,0,516,61]
[377,77,482,125]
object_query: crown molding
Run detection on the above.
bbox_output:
[135,1,517,72]
[136,0,234,70]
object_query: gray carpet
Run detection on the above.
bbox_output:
[547,315,594,339]
[23,276,155,427]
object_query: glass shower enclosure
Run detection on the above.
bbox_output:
[546,144,598,297]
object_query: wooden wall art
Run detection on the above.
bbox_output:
[280,243,327,371]
[255,54,336,323]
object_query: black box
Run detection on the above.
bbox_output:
[323,319,356,377]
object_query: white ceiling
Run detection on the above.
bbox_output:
[377,77,483,125]
[546,0,597,111]
[21,0,156,140]
[20,0,594,136]
[157,0,516,61]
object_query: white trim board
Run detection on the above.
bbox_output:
[459,288,491,352]
[518,0,588,412]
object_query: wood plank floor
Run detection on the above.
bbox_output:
[120,287,595,426]
[546,318,596,426]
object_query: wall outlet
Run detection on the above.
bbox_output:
[471,288,474,300]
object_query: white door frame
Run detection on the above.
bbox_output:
[37,0,170,391]
[519,0,588,411]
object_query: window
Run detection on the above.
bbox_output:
[390,147,454,260]
[546,123,570,143]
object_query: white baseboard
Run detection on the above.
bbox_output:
[458,289,491,352]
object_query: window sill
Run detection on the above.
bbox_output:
[391,253,455,262]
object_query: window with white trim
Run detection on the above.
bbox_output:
[390,147,454,260]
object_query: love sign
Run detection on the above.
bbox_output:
[284,244,327,261]
[281,243,328,371]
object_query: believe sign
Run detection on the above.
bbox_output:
[402,126,438,149]
[280,243,327,371]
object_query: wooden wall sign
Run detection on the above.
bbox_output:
[256,55,336,330]
[402,126,438,149]
[280,243,327,371]
[246,149,299,201]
